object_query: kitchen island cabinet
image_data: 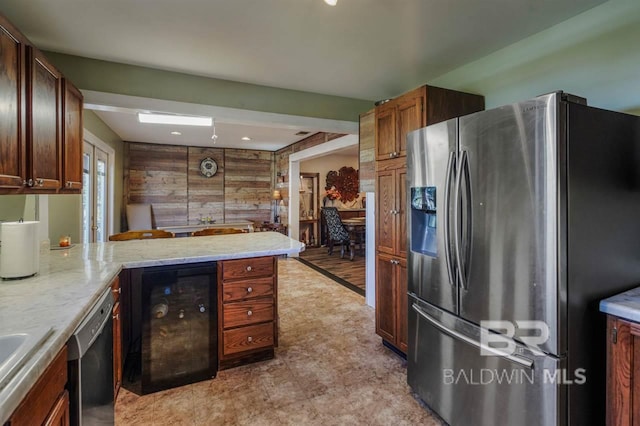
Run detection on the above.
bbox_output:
[218,256,278,368]
[0,232,303,424]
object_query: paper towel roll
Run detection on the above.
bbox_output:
[0,221,40,279]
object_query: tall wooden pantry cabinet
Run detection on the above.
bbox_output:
[374,85,484,354]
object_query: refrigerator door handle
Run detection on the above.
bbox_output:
[453,151,468,290]
[411,303,534,369]
[443,152,456,287]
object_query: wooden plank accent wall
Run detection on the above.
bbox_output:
[359,109,375,192]
[124,142,274,230]
[187,147,224,223]
[126,142,188,227]
[224,149,272,222]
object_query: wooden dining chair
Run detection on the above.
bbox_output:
[191,228,246,237]
[108,229,175,241]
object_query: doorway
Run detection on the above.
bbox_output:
[288,135,375,307]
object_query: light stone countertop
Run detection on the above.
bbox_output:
[600,286,640,323]
[0,232,304,423]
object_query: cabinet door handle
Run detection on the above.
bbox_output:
[246,266,252,272]
[112,287,121,294]
[35,178,44,187]
[112,313,119,320]
[24,179,33,187]
[247,310,253,316]
[247,287,253,293]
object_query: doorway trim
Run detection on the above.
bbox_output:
[288,134,375,307]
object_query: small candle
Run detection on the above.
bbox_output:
[59,235,71,247]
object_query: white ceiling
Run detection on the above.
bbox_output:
[0,0,605,150]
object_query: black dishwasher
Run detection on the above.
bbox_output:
[126,262,217,395]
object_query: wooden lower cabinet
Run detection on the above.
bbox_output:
[606,315,640,425]
[8,346,69,426]
[375,253,407,353]
[218,256,278,368]
[111,276,122,399]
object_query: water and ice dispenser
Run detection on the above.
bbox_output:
[410,187,437,257]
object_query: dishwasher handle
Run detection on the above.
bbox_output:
[68,288,114,360]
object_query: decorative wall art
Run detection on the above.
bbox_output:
[324,167,360,205]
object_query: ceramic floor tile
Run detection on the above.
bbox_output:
[116,258,444,425]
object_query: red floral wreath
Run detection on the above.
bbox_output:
[325,167,359,202]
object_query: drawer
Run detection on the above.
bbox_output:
[223,298,274,329]
[223,276,273,302]
[223,322,274,355]
[221,256,274,280]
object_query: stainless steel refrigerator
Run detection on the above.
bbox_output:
[406,92,640,426]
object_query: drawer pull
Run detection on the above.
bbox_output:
[247,287,253,293]
[112,313,119,320]
[112,287,121,294]
[247,310,253,316]
[247,336,253,343]
[246,266,252,272]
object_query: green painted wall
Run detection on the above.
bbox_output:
[45,110,125,241]
[84,110,125,233]
[430,0,640,113]
[44,52,373,122]
[0,195,28,222]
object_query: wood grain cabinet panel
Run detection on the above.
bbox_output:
[0,13,83,194]
[606,315,640,426]
[374,85,484,355]
[27,46,62,190]
[223,323,274,356]
[218,256,278,367]
[222,276,273,302]
[0,15,26,190]
[9,346,68,426]
[61,79,83,191]
[221,256,274,280]
[43,390,69,426]
[375,253,397,343]
[111,276,122,400]
[223,298,274,329]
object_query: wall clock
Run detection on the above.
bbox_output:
[199,157,218,177]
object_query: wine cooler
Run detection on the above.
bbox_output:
[127,262,217,394]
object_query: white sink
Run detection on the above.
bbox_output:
[0,328,53,390]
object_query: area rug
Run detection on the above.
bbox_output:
[296,246,365,296]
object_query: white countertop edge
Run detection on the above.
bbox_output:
[600,287,640,323]
[119,247,300,269]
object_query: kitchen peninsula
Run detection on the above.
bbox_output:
[0,232,304,424]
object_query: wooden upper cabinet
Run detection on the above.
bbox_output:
[375,85,484,162]
[61,79,83,191]
[375,105,397,160]
[27,46,62,190]
[0,15,27,190]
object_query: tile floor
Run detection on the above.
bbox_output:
[116,258,443,425]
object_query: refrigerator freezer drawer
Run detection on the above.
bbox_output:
[408,298,565,426]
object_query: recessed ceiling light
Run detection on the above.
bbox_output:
[171,131,182,135]
[241,136,251,141]
[138,112,212,126]
[324,0,337,5]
